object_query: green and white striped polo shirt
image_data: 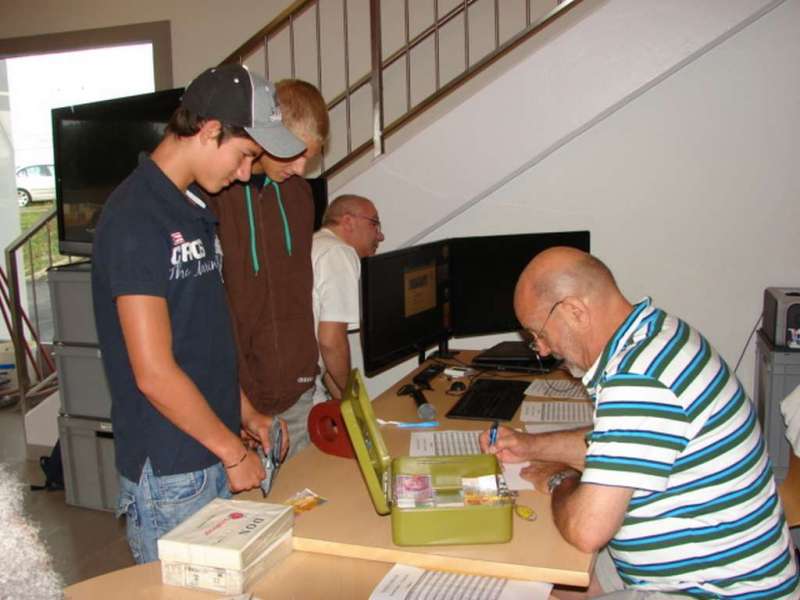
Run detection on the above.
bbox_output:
[581,298,798,598]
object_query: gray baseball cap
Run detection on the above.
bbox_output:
[181,64,305,158]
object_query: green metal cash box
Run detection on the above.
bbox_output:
[340,370,513,546]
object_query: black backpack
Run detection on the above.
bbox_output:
[30,439,64,491]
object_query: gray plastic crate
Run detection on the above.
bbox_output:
[58,415,118,512]
[47,261,97,345]
[754,330,800,480]
[54,344,111,419]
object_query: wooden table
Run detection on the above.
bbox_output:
[260,358,592,586]
[65,355,593,598]
[65,552,396,598]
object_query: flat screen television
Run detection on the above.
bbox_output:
[360,241,451,376]
[449,230,590,336]
[53,88,184,256]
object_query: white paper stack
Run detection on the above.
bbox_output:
[158,498,294,594]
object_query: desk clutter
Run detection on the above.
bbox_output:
[342,370,514,546]
[157,498,293,594]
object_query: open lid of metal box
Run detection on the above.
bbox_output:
[340,369,392,515]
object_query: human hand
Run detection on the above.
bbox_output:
[241,413,289,462]
[479,425,534,463]
[224,448,266,492]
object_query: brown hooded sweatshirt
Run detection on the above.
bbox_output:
[208,175,318,415]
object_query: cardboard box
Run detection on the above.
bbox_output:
[158,498,293,571]
[161,530,292,594]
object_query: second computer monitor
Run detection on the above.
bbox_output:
[449,230,590,337]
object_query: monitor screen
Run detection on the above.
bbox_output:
[448,230,590,337]
[307,177,328,231]
[53,88,184,256]
[360,241,451,376]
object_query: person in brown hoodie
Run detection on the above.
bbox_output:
[208,79,329,460]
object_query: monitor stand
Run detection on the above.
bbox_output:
[418,338,458,365]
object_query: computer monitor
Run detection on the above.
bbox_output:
[307,177,328,231]
[360,230,591,377]
[360,241,451,376]
[449,230,590,337]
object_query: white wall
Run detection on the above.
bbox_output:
[0,61,21,340]
[0,0,288,86]
[339,0,800,398]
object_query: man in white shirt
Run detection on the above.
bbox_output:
[311,195,384,401]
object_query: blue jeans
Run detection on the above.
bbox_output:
[117,459,231,564]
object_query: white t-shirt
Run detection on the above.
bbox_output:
[311,227,360,402]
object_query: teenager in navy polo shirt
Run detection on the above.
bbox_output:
[92,65,305,564]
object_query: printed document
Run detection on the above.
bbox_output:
[410,430,481,457]
[521,400,593,424]
[369,563,552,600]
[524,379,589,400]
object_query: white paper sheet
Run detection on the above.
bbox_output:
[520,400,593,424]
[409,430,481,457]
[369,563,552,600]
[524,379,589,400]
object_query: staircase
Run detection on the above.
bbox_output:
[221,0,580,179]
[224,0,799,399]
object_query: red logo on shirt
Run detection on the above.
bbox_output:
[170,231,185,246]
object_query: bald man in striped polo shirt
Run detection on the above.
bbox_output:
[482,247,798,599]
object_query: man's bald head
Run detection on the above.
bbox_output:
[515,247,618,313]
[514,247,631,374]
[322,194,374,225]
[322,194,385,257]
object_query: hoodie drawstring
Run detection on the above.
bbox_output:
[244,177,293,276]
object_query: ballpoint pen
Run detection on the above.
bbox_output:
[489,420,499,447]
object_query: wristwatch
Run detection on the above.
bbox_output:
[547,469,580,494]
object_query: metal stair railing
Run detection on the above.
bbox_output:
[221,0,583,179]
[3,207,63,413]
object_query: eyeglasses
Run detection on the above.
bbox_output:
[350,214,382,232]
[527,299,564,353]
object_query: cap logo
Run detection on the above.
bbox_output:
[261,83,283,123]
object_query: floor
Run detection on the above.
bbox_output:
[0,401,134,588]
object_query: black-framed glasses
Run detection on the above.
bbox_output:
[527,299,564,353]
[351,214,382,232]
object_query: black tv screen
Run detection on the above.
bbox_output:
[449,230,590,337]
[361,241,451,376]
[53,88,183,256]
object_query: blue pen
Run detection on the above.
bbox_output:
[489,420,499,447]
[394,420,439,429]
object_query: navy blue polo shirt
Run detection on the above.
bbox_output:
[92,157,240,482]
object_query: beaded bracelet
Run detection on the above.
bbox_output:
[224,448,249,470]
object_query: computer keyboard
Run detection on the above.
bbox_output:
[445,379,529,422]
